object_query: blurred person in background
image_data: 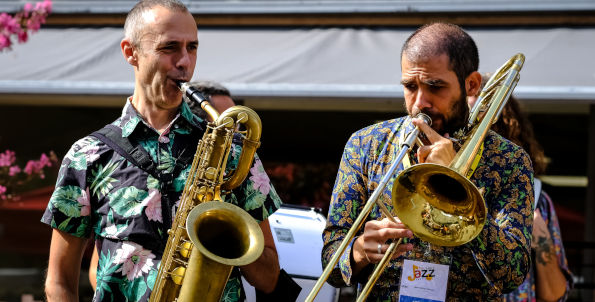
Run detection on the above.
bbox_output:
[469,89,573,301]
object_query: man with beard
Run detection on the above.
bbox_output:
[321,23,533,300]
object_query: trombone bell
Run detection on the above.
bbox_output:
[392,163,487,246]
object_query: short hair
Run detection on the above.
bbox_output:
[183,80,232,119]
[124,0,189,47]
[401,22,479,91]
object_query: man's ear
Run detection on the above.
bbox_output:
[465,71,482,98]
[121,39,137,66]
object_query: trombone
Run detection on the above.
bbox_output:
[306,53,525,302]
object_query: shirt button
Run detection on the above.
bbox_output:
[159,136,170,143]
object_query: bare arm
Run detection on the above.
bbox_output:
[45,229,89,302]
[89,245,99,291]
[240,219,280,293]
[532,209,567,301]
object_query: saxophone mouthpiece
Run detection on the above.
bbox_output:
[179,81,208,104]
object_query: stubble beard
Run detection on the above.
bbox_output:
[406,92,469,136]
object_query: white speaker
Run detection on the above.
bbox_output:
[243,204,340,302]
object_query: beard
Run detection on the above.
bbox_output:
[407,92,469,136]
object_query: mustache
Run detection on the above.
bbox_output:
[413,108,445,126]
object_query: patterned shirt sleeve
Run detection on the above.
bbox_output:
[322,132,366,287]
[467,137,534,295]
[40,136,104,238]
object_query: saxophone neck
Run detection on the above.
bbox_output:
[179,81,220,121]
[217,106,262,191]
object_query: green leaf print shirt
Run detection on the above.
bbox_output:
[41,100,282,302]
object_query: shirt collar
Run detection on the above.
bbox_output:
[118,97,203,138]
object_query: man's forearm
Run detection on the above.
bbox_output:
[240,246,280,293]
[46,229,87,302]
[534,238,568,301]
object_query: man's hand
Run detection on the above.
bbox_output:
[352,217,413,276]
[411,118,456,166]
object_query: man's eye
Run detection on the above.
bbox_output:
[428,85,443,92]
[404,84,417,91]
[160,45,177,51]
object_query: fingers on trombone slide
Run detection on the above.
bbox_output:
[362,218,414,263]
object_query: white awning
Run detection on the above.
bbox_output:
[2,0,595,14]
[0,26,593,105]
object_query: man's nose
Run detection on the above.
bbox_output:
[176,49,192,70]
[413,89,431,111]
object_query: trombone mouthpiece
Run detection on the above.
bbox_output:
[416,113,432,127]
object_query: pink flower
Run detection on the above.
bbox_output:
[23,3,33,17]
[22,154,52,176]
[24,160,40,175]
[39,153,52,167]
[17,30,27,43]
[8,166,21,176]
[36,0,52,14]
[0,13,20,34]
[249,159,271,195]
[26,17,42,32]
[0,12,9,26]
[0,1,52,51]
[0,34,10,50]
[77,188,91,216]
[114,242,155,281]
[0,185,6,195]
[143,189,162,222]
[0,150,16,167]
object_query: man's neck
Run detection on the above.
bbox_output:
[130,96,178,133]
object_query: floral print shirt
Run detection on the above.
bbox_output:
[502,183,573,302]
[41,100,282,302]
[322,117,534,301]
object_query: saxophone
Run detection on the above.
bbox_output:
[149,82,264,302]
